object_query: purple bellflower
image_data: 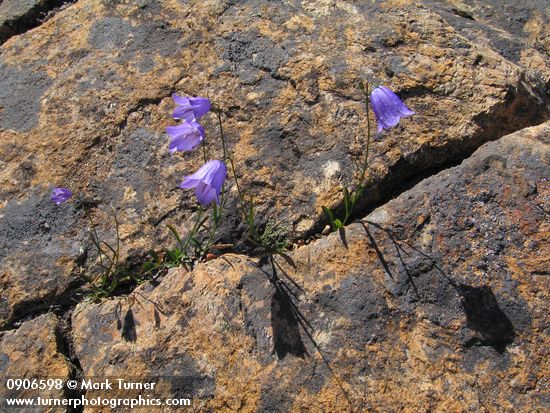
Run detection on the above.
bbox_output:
[370,86,414,133]
[180,160,227,206]
[51,187,73,204]
[172,94,211,122]
[167,120,206,153]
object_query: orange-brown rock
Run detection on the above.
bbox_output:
[70,122,549,412]
[1,0,549,330]
[0,313,72,411]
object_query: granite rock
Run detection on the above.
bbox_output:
[70,122,549,411]
[1,0,549,329]
[0,313,73,412]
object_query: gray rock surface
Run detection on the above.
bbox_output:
[70,122,549,411]
[0,0,548,329]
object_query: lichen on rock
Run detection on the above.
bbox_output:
[70,122,549,411]
[0,0,549,410]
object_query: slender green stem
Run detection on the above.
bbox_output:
[79,200,119,286]
[215,109,249,222]
[84,208,114,268]
[201,135,208,164]
[183,207,205,251]
[358,82,371,187]
[167,223,185,250]
[106,203,120,268]
[216,109,228,161]
[342,82,371,227]
[343,200,352,226]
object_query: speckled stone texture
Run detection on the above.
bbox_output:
[0,1,549,410]
[0,313,72,411]
[0,0,75,44]
[69,122,549,412]
[0,0,549,330]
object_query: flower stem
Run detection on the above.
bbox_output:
[215,109,248,221]
[201,134,208,164]
[342,81,371,227]
[358,82,371,187]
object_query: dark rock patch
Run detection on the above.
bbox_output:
[0,0,77,45]
[108,128,178,212]
[459,284,516,353]
[425,0,549,63]
[88,16,182,58]
[88,16,133,50]
[314,274,388,349]
[219,30,290,76]
[0,63,52,132]
[0,188,81,261]
[144,353,216,399]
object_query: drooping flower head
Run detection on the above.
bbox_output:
[51,187,73,204]
[172,94,211,122]
[370,86,414,133]
[180,160,227,206]
[166,120,205,153]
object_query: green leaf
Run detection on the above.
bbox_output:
[198,216,209,230]
[352,186,363,203]
[322,206,335,223]
[248,201,254,222]
[189,237,201,247]
[343,187,351,216]
[148,249,161,263]
[333,218,343,228]
[142,262,155,272]
[167,224,184,249]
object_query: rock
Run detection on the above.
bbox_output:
[0,0,73,45]
[71,122,549,411]
[1,1,45,43]
[1,0,549,329]
[425,0,550,66]
[0,189,86,329]
[0,313,72,410]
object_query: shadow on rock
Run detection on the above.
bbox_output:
[121,308,137,343]
[459,284,516,353]
[267,258,309,359]
[113,292,167,342]
[360,220,517,353]
[262,256,355,409]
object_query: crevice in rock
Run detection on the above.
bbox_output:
[114,73,188,136]
[115,95,167,134]
[0,278,84,332]
[0,0,78,45]
[304,76,549,239]
[54,310,86,413]
[1,71,547,332]
[0,246,155,331]
[0,238,167,331]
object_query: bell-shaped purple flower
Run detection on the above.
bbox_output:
[180,160,227,205]
[166,120,206,153]
[370,86,414,133]
[51,187,73,204]
[172,94,211,122]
